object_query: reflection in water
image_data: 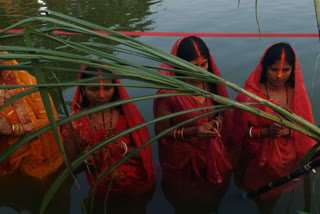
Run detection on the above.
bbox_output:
[0,0,40,28]
[0,0,161,32]
[85,187,155,214]
[161,169,230,214]
[45,0,161,32]
[0,169,72,214]
[232,164,312,214]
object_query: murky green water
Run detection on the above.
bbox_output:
[1,0,320,213]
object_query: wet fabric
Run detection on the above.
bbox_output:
[0,51,63,180]
[232,43,317,192]
[154,37,232,184]
[62,65,155,197]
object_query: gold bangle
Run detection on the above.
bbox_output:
[173,129,177,140]
[212,120,218,129]
[11,124,15,136]
[17,123,24,136]
[14,124,20,136]
[216,117,222,129]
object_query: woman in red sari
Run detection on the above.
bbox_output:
[62,66,155,207]
[153,36,232,213]
[233,43,316,204]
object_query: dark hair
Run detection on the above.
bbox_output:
[80,66,120,108]
[175,36,217,94]
[260,43,295,87]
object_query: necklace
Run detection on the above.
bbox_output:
[88,108,113,136]
[192,82,209,121]
[264,82,288,106]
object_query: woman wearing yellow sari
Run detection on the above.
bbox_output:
[0,51,63,181]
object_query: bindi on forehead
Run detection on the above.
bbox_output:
[97,69,104,97]
[192,41,202,67]
[278,50,286,78]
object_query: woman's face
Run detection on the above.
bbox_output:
[189,56,209,71]
[83,78,115,107]
[266,60,293,87]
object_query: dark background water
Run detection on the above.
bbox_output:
[1,0,320,213]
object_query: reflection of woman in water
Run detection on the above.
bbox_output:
[233,43,316,213]
[62,66,155,213]
[154,36,232,213]
[0,51,69,213]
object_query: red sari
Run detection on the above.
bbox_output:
[62,66,155,197]
[154,37,233,184]
[233,43,317,193]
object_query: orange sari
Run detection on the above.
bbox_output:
[0,51,63,180]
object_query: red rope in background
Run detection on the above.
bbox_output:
[1,29,319,37]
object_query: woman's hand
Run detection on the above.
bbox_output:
[0,117,12,135]
[280,127,291,137]
[197,121,221,139]
[261,123,282,138]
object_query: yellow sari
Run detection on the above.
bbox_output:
[0,51,63,180]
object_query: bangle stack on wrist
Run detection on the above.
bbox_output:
[212,118,222,130]
[11,123,24,136]
[249,126,261,139]
[173,128,185,141]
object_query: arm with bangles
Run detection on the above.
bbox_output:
[62,133,140,174]
[0,117,26,137]
[155,106,223,140]
[247,122,292,139]
[123,135,141,161]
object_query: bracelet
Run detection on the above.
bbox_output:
[249,126,253,138]
[212,120,218,129]
[11,123,23,136]
[289,129,293,137]
[173,128,184,141]
[11,124,16,136]
[216,117,222,129]
[119,141,128,155]
[16,123,23,136]
[181,127,185,141]
[15,124,20,136]
[251,127,261,139]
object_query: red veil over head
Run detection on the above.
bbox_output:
[73,65,155,184]
[154,36,233,183]
[233,43,317,191]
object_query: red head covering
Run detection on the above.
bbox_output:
[154,36,233,183]
[73,66,155,181]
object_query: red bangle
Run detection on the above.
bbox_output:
[289,129,293,137]
[251,127,261,139]
[176,129,181,140]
